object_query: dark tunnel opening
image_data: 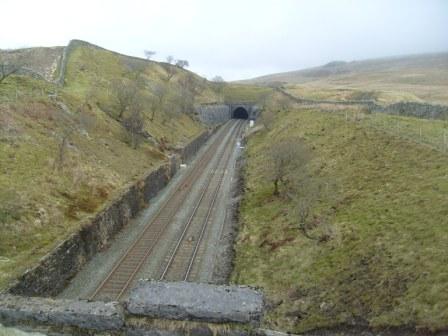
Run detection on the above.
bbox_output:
[232,107,249,119]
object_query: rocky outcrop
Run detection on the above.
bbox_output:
[0,47,64,82]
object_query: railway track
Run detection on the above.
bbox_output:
[89,120,240,301]
[158,121,244,282]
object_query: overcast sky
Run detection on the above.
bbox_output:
[1,0,447,80]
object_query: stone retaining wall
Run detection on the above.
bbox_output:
[179,129,217,163]
[0,281,265,336]
[198,104,231,124]
[6,130,211,297]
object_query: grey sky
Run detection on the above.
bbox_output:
[1,0,447,80]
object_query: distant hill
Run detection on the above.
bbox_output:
[244,53,448,85]
[242,52,448,105]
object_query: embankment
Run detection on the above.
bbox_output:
[6,129,212,297]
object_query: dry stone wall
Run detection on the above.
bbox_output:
[278,88,448,120]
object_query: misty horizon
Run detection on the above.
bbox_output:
[1,0,448,80]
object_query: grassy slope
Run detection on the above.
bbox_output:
[232,108,448,333]
[223,84,271,103]
[244,53,448,105]
[0,43,212,289]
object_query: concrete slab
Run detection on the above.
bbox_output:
[126,280,264,325]
[0,295,124,331]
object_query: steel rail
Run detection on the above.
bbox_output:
[158,121,244,281]
[88,121,237,300]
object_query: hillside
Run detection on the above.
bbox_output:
[0,40,220,289]
[243,53,448,105]
[232,104,448,334]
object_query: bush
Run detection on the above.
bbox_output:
[63,185,108,219]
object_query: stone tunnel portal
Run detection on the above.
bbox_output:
[232,107,249,119]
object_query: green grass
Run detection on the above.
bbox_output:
[223,84,272,103]
[232,107,448,333]
[0,42,212,290]
[358,112,448,152]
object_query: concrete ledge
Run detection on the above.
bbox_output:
[126,280,264,325]
[0,294,124,331]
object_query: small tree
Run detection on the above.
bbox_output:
[267,138,311,196]
[110,79,138,120]
[53,128,74,172]
[122,98,144,149]
[162,64,177,82]
[260,109,275,131]
[166,55,174,64]
[144,50,156,60]
[278,94,293,111]
[292,175,333,242]
[148,81,168,121]
[211,76,226,98]
[177,73,202,115]
[175,59,189,68]
[293,177,318,239]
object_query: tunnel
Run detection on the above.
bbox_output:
[232,107,249,119]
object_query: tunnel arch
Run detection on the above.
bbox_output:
[232,106,249,119]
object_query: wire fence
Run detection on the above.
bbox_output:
[340,109,448,154]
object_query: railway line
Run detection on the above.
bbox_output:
[89,120,244,301]
[158,121,244,282]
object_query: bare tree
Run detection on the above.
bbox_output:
[0,52,25,84]
[260,109,275,131]
[211,75,224,82]
[211,75,226,98]
[175,59,189,68]
[166,55,174,64]
[110,79,138,120]
[53,128,74,172]
[163,94,182,122]
[267,138,311,196]
[162,63,177,82]
[177,73,203,115]
[292,175,333,242]
[277,94,293,111]
[122,97,144,149]
[144,50,156,60]
[148,81,168,121]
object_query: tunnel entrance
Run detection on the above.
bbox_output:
[232,107,249,119]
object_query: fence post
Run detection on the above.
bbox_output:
[444,131,447,152]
